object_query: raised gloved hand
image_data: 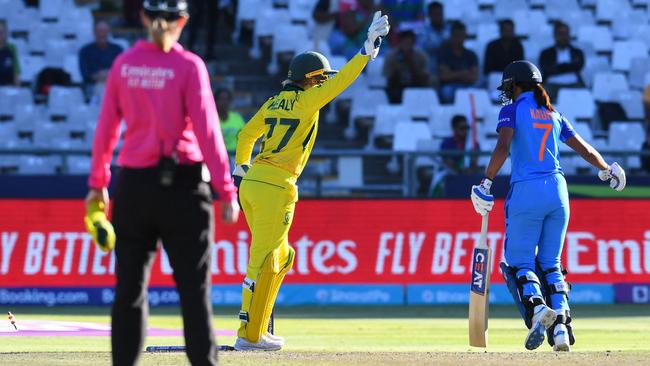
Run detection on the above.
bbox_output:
[84,197,116,253]
[598,162,626,191]
[362,11,390,60]
[471,178,494,216]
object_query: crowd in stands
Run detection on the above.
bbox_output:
[1,0,650,192]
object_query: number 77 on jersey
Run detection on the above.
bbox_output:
[469,214,491,347]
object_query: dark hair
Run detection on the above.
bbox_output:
[451,21,466,34]
[517,82,555,112]
[428,1,442,11]
[499,19,514,28]
[451,114,468,129]
[554,21,569,33]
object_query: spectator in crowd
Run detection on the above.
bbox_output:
[483,19,523,76]
[440,114,479,173]
[313,0,340,48]
[539,21,584,101]
[0,20,20,86]
[79,20,123,99]
[329,0,379,59]
[642,129,650,173]
[215,88,245,166]
[437,21,478,104]
[383,29,430,103]
[418,1,449,85]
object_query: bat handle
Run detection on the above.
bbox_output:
[479,214,489,247]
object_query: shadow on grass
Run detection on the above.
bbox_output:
[8,305,649,319]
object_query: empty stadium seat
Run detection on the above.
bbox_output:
[372,105,408,137]
[18,155,61,175]
[48,87,86,119]
[596,0,632,22]
[581,55,611,89]
[494,0,528,20]
[616,90,645,120]
[348,88,389,130]
[612,11,648,40]
[629,57,650,90]
[487,72,502,102]
[608,121,646,168]
[0,88,32,120]
[453,88,492,119]
[577,25,613,53]
[40,0,65,20]
[512,10,549,37]
[289,0,316,24]
[0,122,20,149]
[19,56,46,83]
[556,88,596,120]
[612,40,649,72]
[544,0,580,21]
[393,121,431,152]
[66,155,91,174]
[267,24,309,74]
[402,88,439,120]
[592,72,630,102]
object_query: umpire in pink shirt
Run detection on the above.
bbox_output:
[86,1,239,365]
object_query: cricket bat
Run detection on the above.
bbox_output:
[469,214,491,347]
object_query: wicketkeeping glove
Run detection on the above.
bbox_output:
[598,162,626,191]
[84,200,116,253]
[362,11,390,60]
[233,164,250,208]
[471,178,494,216]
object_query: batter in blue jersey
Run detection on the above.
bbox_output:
[470,61,627,352]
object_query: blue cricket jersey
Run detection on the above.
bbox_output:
[496,92,576,183]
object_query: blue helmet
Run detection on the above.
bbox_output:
[497,60,543,103]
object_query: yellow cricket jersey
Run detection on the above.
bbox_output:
[235,53,369,186]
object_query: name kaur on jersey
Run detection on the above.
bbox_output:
[267,97,296,112]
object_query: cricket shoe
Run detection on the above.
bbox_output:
[265,332,285,346]
[525,306,557,350]
[552,324,571,352]
[234,334,283,351]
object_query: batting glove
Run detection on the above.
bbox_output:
[598,162,626,191]
[471,178,494,216]
[362,11,390,60]
[84,200,116,253]
[233,164,250,208]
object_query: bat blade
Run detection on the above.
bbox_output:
[469,247,491,347]
[469,214,490,347]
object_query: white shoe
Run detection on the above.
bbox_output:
[552,324,571,352]
[525,305,557,350]
[264,332,285,346]
[234,334,282,351]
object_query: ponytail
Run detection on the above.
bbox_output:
[151,17,173,53]
[533,83,555,112]
[517,82,556,112]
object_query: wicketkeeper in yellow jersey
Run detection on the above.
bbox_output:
[231,12,390,351]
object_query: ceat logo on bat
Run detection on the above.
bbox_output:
[470,248,489,295]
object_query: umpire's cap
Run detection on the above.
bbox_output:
[143,0,189,19]
[497,60,543,91]
[287,51,338,82]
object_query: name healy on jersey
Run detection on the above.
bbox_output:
[121,64,175,90]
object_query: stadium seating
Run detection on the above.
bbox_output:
[393,121,432,152]
[556,88,596,121]
[593,72,630,102]
[612,40,649,72]
[402,88,440,120]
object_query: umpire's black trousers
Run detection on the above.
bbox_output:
[111,165,217,366]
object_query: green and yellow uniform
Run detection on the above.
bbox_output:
[235,53,369,342]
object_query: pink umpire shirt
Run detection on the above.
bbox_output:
[88,40,237,202]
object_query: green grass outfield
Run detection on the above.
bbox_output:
[1,305,649,366]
